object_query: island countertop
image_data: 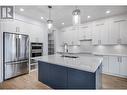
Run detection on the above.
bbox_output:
[35,54,103,73]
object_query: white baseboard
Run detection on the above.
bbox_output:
[102,72,127,78]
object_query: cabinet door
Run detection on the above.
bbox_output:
[92,23,100,45]
[120,57,127,76]
[38,62,50,85]
[109,56,120,75]
[62,30,71,45]
[78,27,85,40]
[100,22,108,45]
[72,29,80,45]
[85,23,92,39]
[120,20,127,44]
[3,21,17,33]
[102,56,109,73]
[79,23,92,40]
[49,64,67,89]
[108,19,120,44]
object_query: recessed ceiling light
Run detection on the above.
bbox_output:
[62,23,64,25]
[106,10,111,14]
[20,8,24,12]
[41,17,44,19]
[87,16,91,18]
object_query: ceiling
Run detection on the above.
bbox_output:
[15,6,127,29]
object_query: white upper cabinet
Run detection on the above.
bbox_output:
[108,15,127,45]
[79,22,92,40]
[61,27,80,45]
[108,18,120,44]
[2,20,43,43]
[60,14,127,45]
[92,19,108,45]
[62,29,73,45]
[119,19,127,44]
[2,21,17,33]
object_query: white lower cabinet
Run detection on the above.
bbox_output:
[120,57,127,76]
[108,56,120,75]
[102,56,127,78]
[102,56,109,73]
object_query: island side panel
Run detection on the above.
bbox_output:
[96,64,102,89]
[67,67,96,89]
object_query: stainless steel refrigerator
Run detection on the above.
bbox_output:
[3,32,29,80]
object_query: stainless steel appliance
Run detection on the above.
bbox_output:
[30,42,43,71]
[31,42,43,57]
[3,32,29,80]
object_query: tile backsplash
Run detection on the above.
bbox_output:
[58,42,127,54]
[93,45,127,54]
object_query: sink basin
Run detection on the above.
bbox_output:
[61,55,79,58]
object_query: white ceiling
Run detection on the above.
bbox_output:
[15,6,127,29]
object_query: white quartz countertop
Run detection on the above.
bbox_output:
[35,54,103,73]
[93,52,127,57]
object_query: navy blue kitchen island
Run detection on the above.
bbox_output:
[37,54,102,89]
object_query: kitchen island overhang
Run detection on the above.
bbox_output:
[37,54,103,89]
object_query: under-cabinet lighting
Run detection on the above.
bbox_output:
[20,8,24,12]
[106,10,111,14]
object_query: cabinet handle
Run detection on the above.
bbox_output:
[118,57,119,62]
[120,57,122,63]
[117,39,121,44]
[96,23,104,26]
[100,40,101,44]
[98,40,101,45]
[114,20,126,23]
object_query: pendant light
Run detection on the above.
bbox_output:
[47,6,53,29]
[72,6,81,25]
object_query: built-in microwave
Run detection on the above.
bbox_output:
[31,42,43,57]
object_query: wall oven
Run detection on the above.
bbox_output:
[30,42,43,71]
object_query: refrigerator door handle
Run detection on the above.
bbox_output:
[16,37,18,59]
[6,60,28,65]
[18,36,20,58]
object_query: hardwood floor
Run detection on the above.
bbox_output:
[0,71,127,89]
[0,71,50,89]
[102,74,127,89]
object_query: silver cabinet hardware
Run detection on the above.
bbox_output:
[118,57,119,62]
[16,27,20,32]
[120,57,122,63]
[96,23,104,26]
[114,19,126,23]
[82,26,88,28]
[117,39,121,44]
[98,40,101,44]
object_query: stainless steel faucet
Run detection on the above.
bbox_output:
[63,43,68,53]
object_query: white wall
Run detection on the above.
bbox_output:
[0,13,48,82]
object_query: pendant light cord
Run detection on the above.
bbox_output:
[48,6,52,20]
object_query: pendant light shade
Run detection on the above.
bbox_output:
[72,8,81,25]
[47,20,53,29]
[47,6,53,29]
